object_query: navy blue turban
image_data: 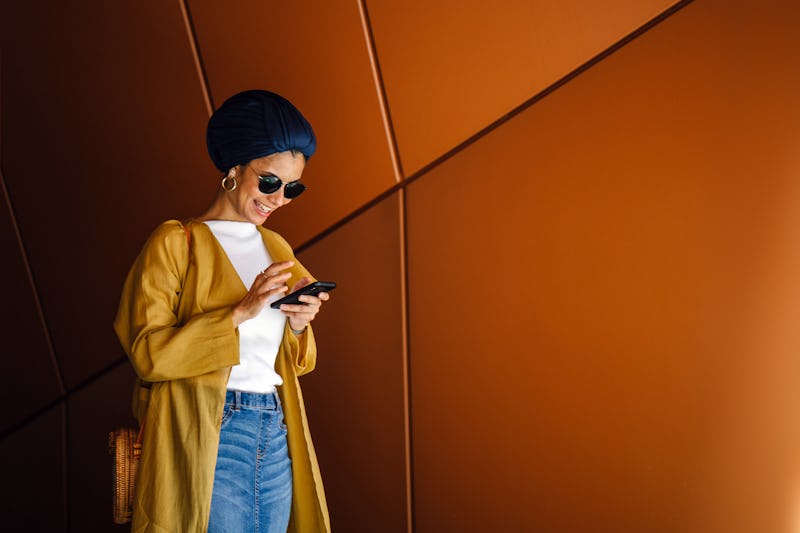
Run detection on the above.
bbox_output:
[206,90,316,173]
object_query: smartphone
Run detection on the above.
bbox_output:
[270,281,336,309]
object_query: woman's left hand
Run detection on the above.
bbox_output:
[280,277,330,334]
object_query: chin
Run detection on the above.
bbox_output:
[251,212,270,225]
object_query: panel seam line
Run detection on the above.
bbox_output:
[357,0,405,183]
[296,0,696,255]
[179,0,215,115]
[0,356,128,443]
[0,164,66,394]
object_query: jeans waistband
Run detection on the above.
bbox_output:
[226,389,280,410]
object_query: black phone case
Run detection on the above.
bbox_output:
[270,281,336,309]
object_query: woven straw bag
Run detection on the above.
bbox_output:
[108,424,143,524]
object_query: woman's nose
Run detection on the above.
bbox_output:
[274,188,290,205]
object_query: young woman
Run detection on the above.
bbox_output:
[115,90,330,532]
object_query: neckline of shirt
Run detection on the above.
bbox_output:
[202,219,259,237]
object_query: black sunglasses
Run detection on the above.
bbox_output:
[251,168,307,199]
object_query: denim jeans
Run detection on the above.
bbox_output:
[208,390,292,533]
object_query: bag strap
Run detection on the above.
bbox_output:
[181,222,192,282]
[136,420,145,446]
[182,223,191,246]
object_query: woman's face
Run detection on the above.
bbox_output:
[224,151,306,224]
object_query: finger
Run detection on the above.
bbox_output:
[247,291,287,315]
[252,284,289,302]
[279,303,318,315]
[261,261,295,276]
[297,295,321,306]
[318,292,330,302]
[253,271,292,290]
[260,271,292,284]
[290,276,312,292]
[268,285,289,298]
[260,271,292,283]
[257,285,289,305]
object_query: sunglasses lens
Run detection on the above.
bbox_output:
[258,176,282,194]
[257,172,306,199]
[284,181,307,199]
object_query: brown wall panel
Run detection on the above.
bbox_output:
[406,0,800,531]
[68,363,137,532]
[0,184,62,434]
[297,193,407,532]
[0,405,65,532]
[188,0,397,247]
[367,0,678,175]
[1,2,213,387]
[2,0,799,531]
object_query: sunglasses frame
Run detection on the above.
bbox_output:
[247,165,307,199]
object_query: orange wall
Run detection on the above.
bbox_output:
[2,0,800,531]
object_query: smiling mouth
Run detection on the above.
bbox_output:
[254,200,273,216]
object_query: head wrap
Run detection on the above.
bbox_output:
[206,90,316,172]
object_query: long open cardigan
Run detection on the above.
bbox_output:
[114,220,330,532]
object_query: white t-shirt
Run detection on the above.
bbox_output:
[204,220,285,393]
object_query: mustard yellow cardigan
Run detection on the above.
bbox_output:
[114,219,330,532]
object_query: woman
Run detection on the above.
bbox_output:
[114,90,330,532]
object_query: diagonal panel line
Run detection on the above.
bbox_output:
[0,0,218,447]
[358,0,405,183]
[400,0,697,190]
[299,4,697,528]
[179,0,215,115]
[1,43,71,533]
[0,0,699,513]
[0,355,128,443]
[297,0,696,256]
[0,164,66,395]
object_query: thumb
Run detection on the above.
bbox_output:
[291,276,312,292]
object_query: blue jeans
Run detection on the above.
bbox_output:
[208,390,292,533]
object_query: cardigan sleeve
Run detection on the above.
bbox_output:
[114,220,240,382]
[281,322,318,376]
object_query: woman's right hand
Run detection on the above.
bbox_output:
[231,260,294,327]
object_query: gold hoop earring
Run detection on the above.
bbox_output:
[220,175,238,192]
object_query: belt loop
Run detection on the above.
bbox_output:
[273,390,281,410]
[234,390,242,410]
